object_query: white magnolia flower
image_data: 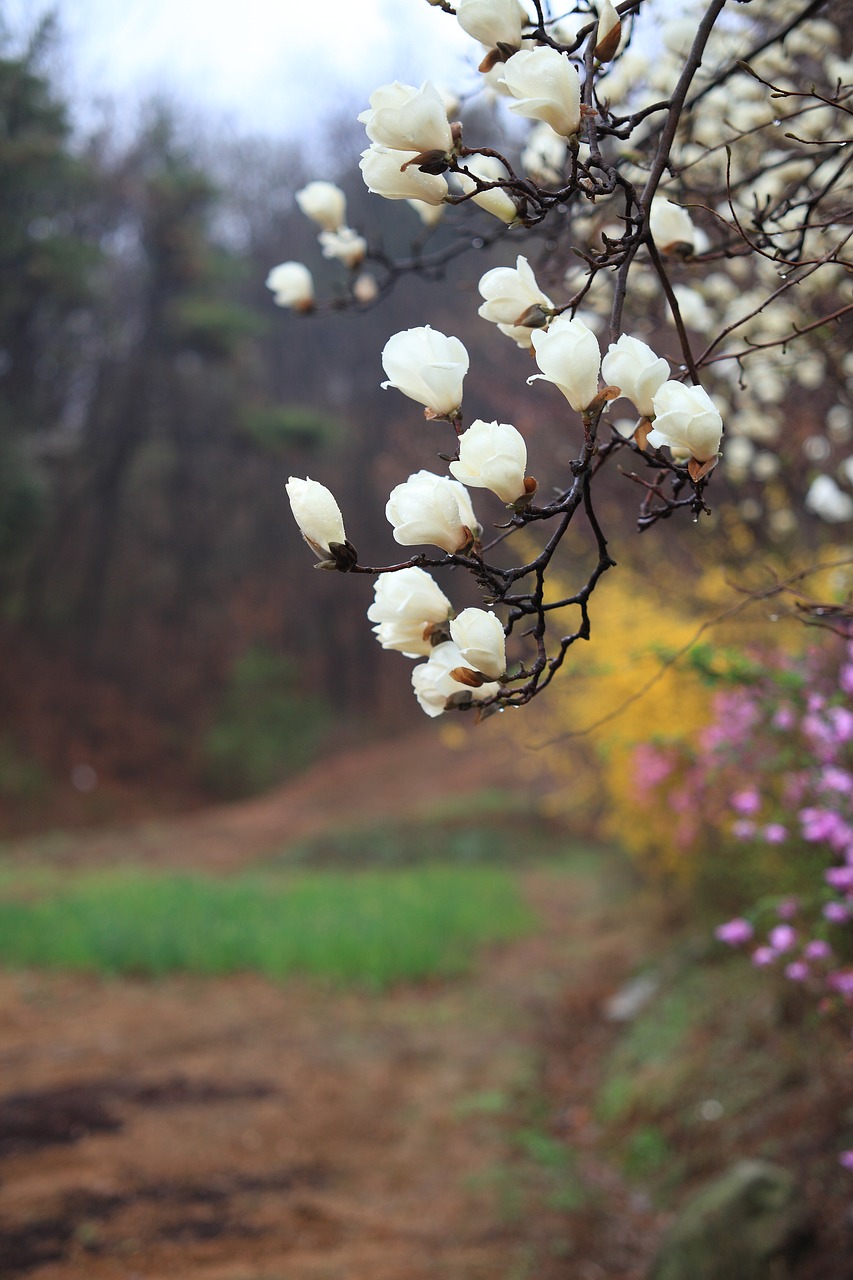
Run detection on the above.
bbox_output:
[318,227,367,268]
[456,0,525,50]
[295,181,346,231]
[500,47,582,138]
[381,326,469,416]
[286,477,346,558]
[407,198,446,226]
[360,145,448,205]
[367,566,452,658]
[359,80,453,155]
[521,121,567,186]
[455,153,518,224]
[649,199,696,253]
[478,256,553,350]
[601,335,670,418]
[805,475,853,523]
[449,608,507,679]
[265,261,314,310]
[412,641,501,717]
[529,315,601,411]
[647,382,723,462]
[449,419,528,504]
[386,470,480,553]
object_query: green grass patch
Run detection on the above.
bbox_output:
[0,865,533,988]
[274,805,577,871]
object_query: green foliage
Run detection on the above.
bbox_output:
[201,647,331,797]
[168,295,267,361]
[0,865,533,988]
[237,404,343,455]
[276,804,561,870]
[0,440,45,563]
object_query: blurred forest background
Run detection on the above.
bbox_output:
[0,6,849,838]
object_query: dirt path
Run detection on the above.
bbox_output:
[0,859,659,1280]
[0,721,526,873]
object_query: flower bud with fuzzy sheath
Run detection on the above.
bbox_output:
[647,382,723,462]
[601,335,670,418]
[412,641,501,717]
[360,146,448,204]
[595,0,621,61]
[386,471,480,553]
[449,608,507,679]
[649,199,696,255]
[529,315,601,412]
[478,256,553,349]
[381,326,468,417]
[286,477,350,563]
[500,47,582,138]
[295,181,347,231]
[449,419,528,504]
[367,567,453,658]
[265,262,314,311]
[359,81,453,155]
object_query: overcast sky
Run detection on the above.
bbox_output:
[6,0,473,141]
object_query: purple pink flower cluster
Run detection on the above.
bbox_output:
[635,641,853,1021]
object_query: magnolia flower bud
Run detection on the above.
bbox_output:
[449,419,528,504]
[595,0,621,61]
[500,47,582,139]
[265,261,314,311]
[529,315,601,412]
[386,470,480,554]
[805,475,853,523]
[478,256,553,348]
[367,566,453,658]
[449,607,507,679]
[286,476,348,561]
[359,81,453,155]
[352,272,379,304]
[295,181,347,231]
[381,326,469,417]
[647,382,723,463]
[601,335,670,418]
[455,153,518,224]
[649,199,696,254]
[456,0,525,51]
[318,227,367,268]
[360,145,448,205]
[412,641,501,717]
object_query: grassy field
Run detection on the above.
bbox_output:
[0,863,534,987]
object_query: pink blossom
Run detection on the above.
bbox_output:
[715,918,754,946]
[839,665,853,696]
[839,1150,853,1171]
[824,901,850,924]
[731,788,761,815]
[776,896,799,919]
[804,939,832,961]
[768,924,797,952]
[785,961,809,982]
[752,946,777,967]
[828,706,853,743]
[820,766,853,794]
[732,819,757,840]
[772,704,796,731]
[825,866,853,892]
[762,824,789,844]
[827,970,853,999]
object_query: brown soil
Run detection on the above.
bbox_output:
[0,727,850,1279]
